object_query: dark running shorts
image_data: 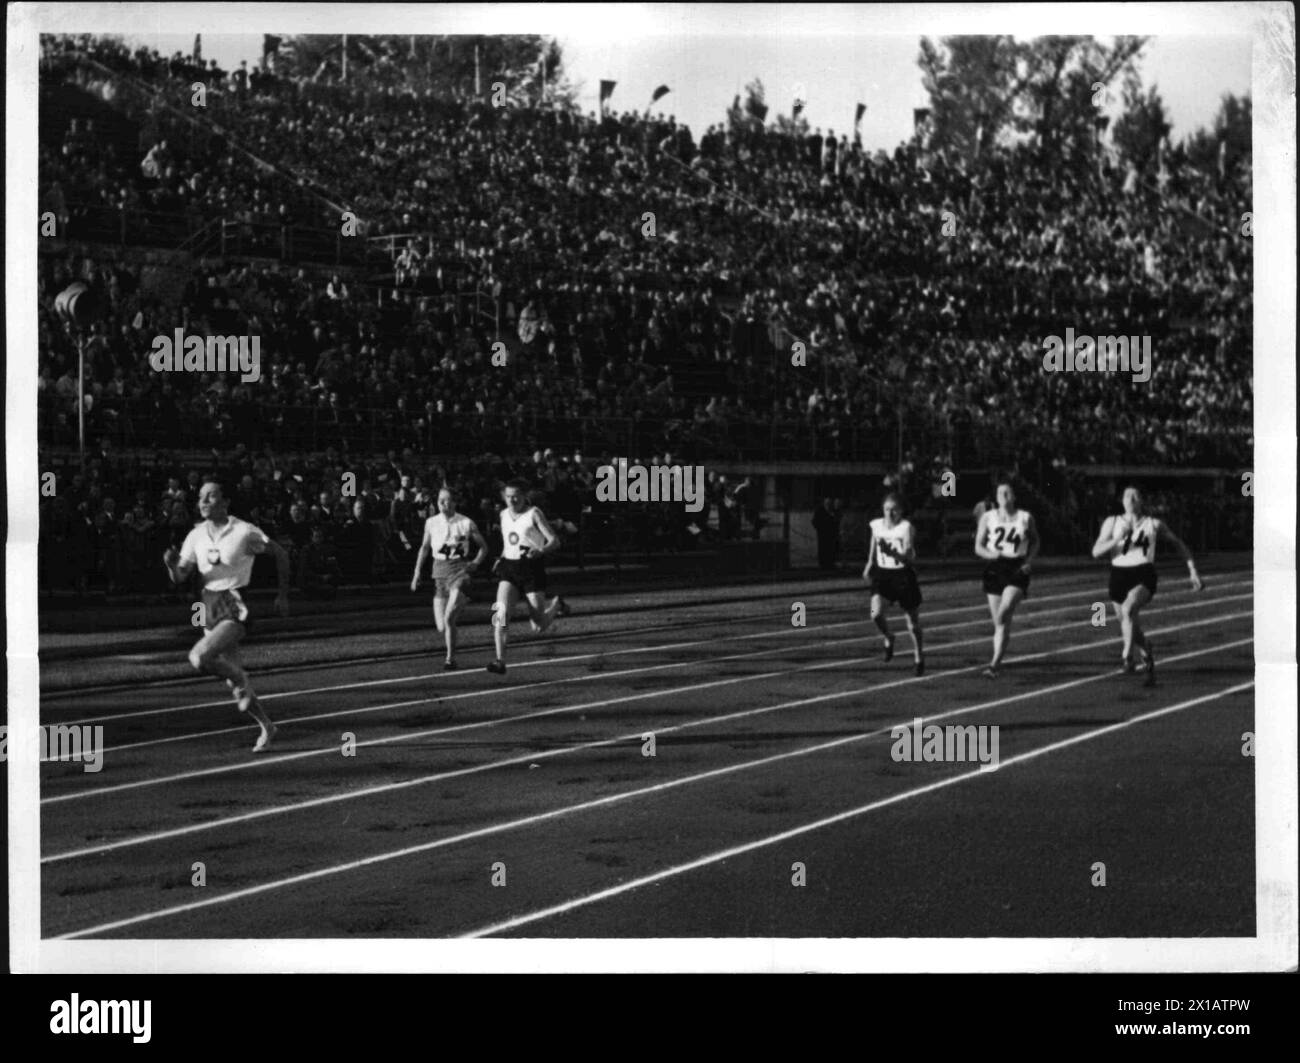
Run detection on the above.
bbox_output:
[869,567,923,612]
[1109,563,1158,604]
[982,558,1031,597]
[495,557,547,595]
[202,587,252,631]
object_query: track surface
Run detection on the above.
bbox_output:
[39,564,1255,939]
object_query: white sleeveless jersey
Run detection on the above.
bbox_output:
[869,517,913,570]
[986,508,1032,559]
[500,506,548,560]
[426,513,478,575]
[1109,515,1159,567]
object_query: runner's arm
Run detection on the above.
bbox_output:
[411,522,433,589]
[266,538,292,600]
[531,509,562,558]
[249,532,291,599]
[163,537,196,583]
[1021,514,1041,569]
[1091,515,1121,558]
[1157,520,1203,589]
[973,513,998,560]
[467,522,489,569]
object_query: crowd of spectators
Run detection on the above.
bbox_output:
[37,438,763,598]
[36,34,1253,595]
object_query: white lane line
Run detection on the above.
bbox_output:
[40,582,887,711]
[44,580,879,682]
[462,679,1257,938]
[40,592,1249,804]
[50,573,1237,725]
[52,649,1252,937]
[92,593,1117,755]
[42,613,1251,861]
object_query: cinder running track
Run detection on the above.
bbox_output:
[39,562,1254,939]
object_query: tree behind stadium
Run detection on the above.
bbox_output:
[917,35,1147,156]
[273,34,573,106]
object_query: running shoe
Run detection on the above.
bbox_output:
[1142,647,1156,687]
[252,721,277,753]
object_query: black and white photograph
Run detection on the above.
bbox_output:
[6,1,1295,982]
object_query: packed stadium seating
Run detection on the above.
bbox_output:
[37,34,1252,595]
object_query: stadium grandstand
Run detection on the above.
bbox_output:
[37,31,1251,597]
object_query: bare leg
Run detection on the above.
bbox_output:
[432,594,453,662]
[984,593,1001,671]
[443,585,467,661]
[1113,602,1131,666]
[491,582,521,667]
[869,593,894,659]
[904,609,924,662]
[1121,585,1152,660]
[526,591,563,633]
[189,621,275,749]
[989,587,1024,670]
[189,621,249,688]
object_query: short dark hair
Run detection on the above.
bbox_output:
[504,478,530,493]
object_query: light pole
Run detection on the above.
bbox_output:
[54,281,102,472]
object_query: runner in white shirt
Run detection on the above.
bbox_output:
[163,481,290,752]
[973,481,1040,678]
[862,493,925,675]
[1091,485,1203,686]
[486,479,570,675]
[411,487,488,670]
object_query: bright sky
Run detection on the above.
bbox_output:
[112,7,1251,153]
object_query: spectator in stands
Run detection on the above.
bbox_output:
[813,497,841,570]
[298,524,341,598]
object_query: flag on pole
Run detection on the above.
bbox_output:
[793,96,805,119]
[194,35,202,61]
[600,80,617,109]
[650,84,671,106]
[854,103,866,130]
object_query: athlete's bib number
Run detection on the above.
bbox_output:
[507,530,536,559]
[992,526,1022,555]
[876,540,904,568]
[1121,529,1151,554]
[438,540,467,560]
